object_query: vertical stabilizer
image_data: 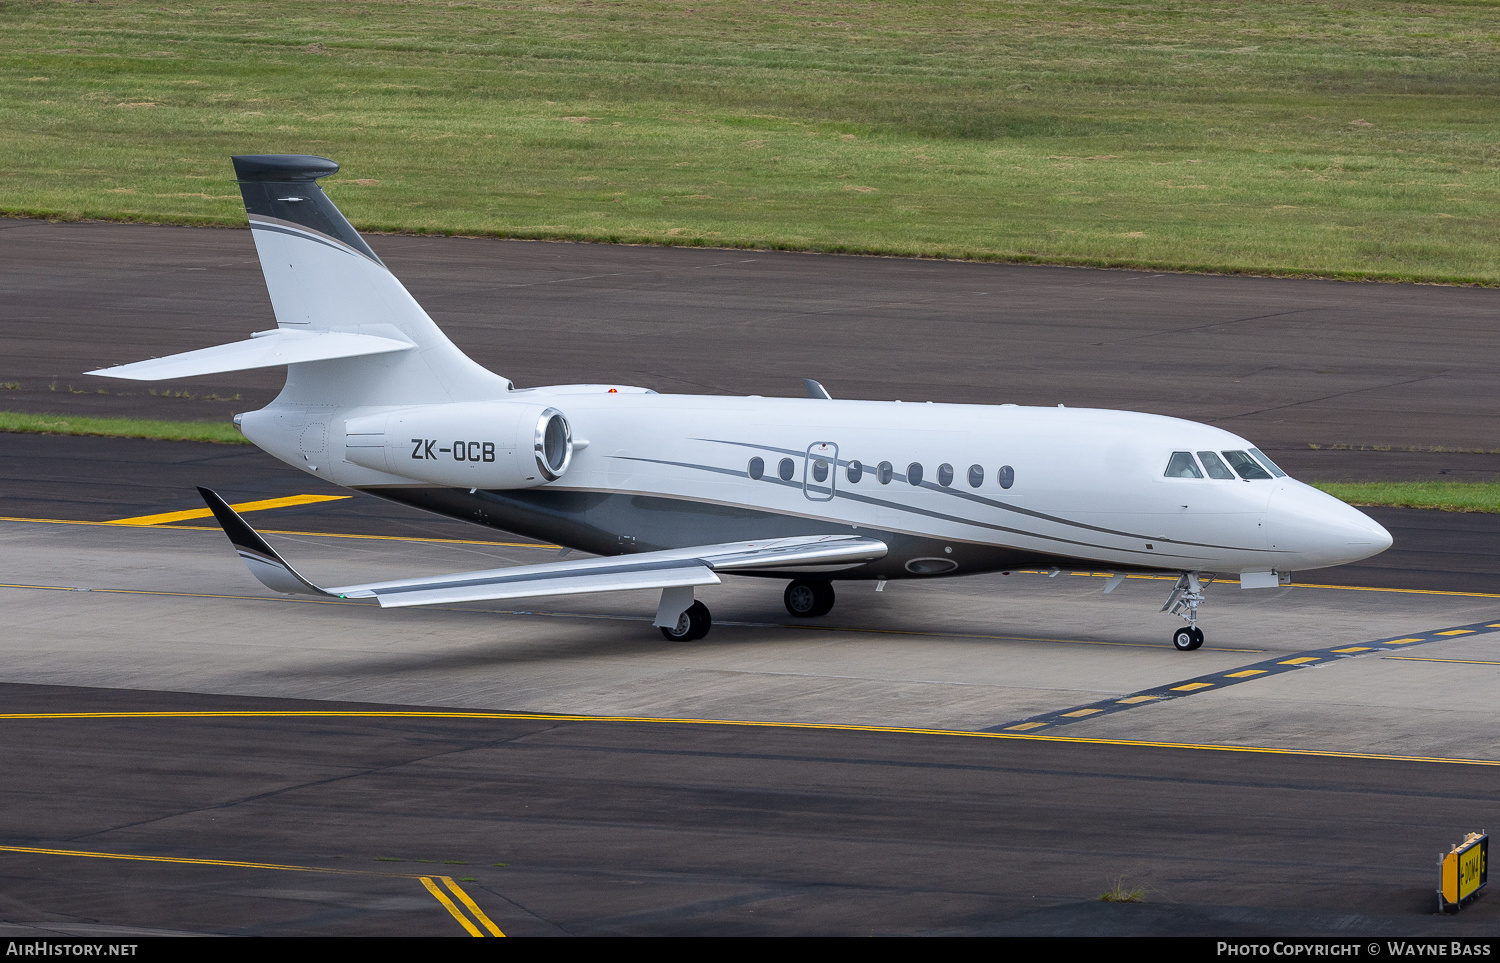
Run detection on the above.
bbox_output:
[232,154,510,406]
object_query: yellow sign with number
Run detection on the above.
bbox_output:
[1442,833,1488,906]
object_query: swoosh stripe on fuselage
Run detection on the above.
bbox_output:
[614,454,1259,561]
[689,438,1269,554]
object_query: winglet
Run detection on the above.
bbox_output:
[196,487,335,597]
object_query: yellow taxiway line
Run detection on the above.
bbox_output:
[0,843,504,936]
[4,512,1496,598]
[105,494,351,526]
[0,513,555,549]
[0,708,1496,767]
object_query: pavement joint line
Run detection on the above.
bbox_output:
[1,514,1497,599]
[979,617,1500,736]
[0,708,1496,766]
[0,581,1265,651]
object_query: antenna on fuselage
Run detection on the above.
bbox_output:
[803,379,833,400]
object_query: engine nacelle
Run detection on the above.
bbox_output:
[344,401,573,489]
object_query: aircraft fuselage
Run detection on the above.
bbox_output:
[240,387,1390,581]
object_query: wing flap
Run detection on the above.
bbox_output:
[359,562,720,608]
[331,535,888,606]
[700,535,886,572]
[87,329,414,381]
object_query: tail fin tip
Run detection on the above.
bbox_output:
[233,152,383,266]
[231,154,340,183]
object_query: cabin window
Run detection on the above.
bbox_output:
[1223,450,1273,480]
[968,464,984,488]
[877,461,894,485]
[1164,452,1203,478]
[748,457,764,480]
[937,463,954,487]
[1250,448,1288,478]
[812,458,829,483]
[998,465,1014,489]
[907,462,924,486]
[847,459,863,484]
[1197,451,1235,480]
[778,457,795,481]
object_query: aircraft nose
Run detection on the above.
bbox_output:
[1267,483,1393,569]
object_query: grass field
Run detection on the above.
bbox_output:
[2,1,1498,280]
[1313,481,1500,514]
[0,412,246,444]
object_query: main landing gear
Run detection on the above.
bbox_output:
[660,600,713,641]
[1163,572,1211,651]
[784,579,835,618]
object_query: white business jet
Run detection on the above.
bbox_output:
[90,155,1392,650]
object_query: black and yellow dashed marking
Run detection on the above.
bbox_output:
[983,617,1500,733]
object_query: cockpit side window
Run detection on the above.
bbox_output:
[1223,450,1272,480]
[1249,448,1288,478]
[1197,451,1235,480]
[1164,452,1203,478]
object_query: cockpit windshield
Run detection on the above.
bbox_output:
[1164,451,1203,478]
[1222,450,1273,480]
[1166,448,1290,481]
[1249,448,1288,478]
[1197,451,1235,480]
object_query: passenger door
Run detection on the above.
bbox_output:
[804,441,838,502]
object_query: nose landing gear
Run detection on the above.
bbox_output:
[785,579,836,618]
[1163,572,1211,650]
[1172,625,1205,652]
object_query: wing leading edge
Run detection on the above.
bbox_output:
[196,488,887,608]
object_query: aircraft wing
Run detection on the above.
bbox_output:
[197,488,887,608]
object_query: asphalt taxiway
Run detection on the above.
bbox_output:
[5,216,1500,480]
[1,220,1499,935]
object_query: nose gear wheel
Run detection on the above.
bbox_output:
[1163,573,1212,650]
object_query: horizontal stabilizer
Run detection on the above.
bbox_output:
[87,328,414,381]
[195,489,887,608]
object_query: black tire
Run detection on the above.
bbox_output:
[1172,627,1198,651]
[1189,626,1204,649]
[661,601,712,641]
[684,600,712,641]
[785,579,835,618]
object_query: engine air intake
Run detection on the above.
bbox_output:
[535,408,573,480]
